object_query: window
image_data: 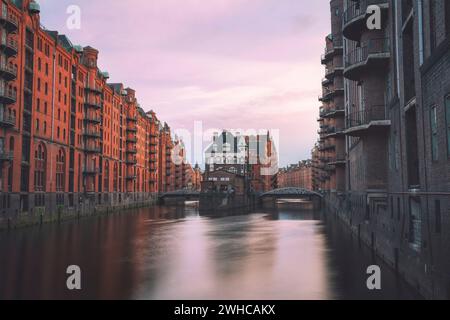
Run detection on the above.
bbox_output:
[435,200,441,234]
[430,0,437,51]
[104,161,110,192]
[56,149,65,192]
[430,105,438,161]
[446,1,450,37]
[446,96,450,157]
[34,144,46,192]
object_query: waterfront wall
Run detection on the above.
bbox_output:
[0,192,158,230]
[323,192,449,300]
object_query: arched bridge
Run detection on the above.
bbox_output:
[259,188,323,209]
[260,188,323,199]
[158,190,200,204]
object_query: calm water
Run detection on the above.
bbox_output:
[0,202,421,300]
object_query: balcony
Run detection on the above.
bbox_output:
[0,113,15,128]
[344,38,390,81]
[85,85,103,95]
[83,129,101,139]
[321,36,343,64]
[343,0,389,41]
[0,150,13,162]
[126,126,137,133]
[126,147,137,154]
[319,87,344,102]
[345,105,390,137]
[323,107,345,119]
[324,126,345,138]
[322,77,332,86]
[318,143,335,152]
[0,38,18,57]
[127,136,137,143]
[84,114,102,124]
[0,14,19,33]
[0,88,16,104]
[0,62,17,81]
[328,156,346,167]
[84,99,102,109]
[126,175,137,180]
[126,115,137,122]
[324,63,344,80]
[83,167,99,175]
[83,145,101,153]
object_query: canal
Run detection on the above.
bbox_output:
[0,201,421,300]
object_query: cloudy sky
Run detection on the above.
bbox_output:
[40,0,330,167]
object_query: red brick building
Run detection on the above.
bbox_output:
[278,160,312,190]
[0,0,191,220]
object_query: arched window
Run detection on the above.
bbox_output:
[8,137,14,192]
[113,162,118,192]
[136,169,140,192]
[56,149,65,192]
[78,154,81,192]
[34,143,47,192]
[104,160,110,192]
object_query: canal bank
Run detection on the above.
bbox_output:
[0,193,159,231]
[322,193,442,300]
[0,201,421,300]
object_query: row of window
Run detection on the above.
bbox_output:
[430,95,450,161]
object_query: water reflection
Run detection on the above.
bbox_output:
[0,202,421,300]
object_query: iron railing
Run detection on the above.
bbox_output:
[345,38,390,68]
[347,105,387,128]
[343,0,388,25]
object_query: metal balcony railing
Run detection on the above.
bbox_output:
[83,129,101,138]
[0,14,19,33]
[84,114,102,123]
[0,62,17,80]
[347,105,387,128]
[345,38,390,69]
[0,113,16,127]
[0,150,13,161]
[84,99,102,109]
[0,87,17,103]
[0,37,18,55]
[343,0,388,25]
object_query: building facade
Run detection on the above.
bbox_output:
[203,131,278,194]
[0,0,192,227]
[315,0,450,299]
[278,160,313,190]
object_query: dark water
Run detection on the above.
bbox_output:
[0,201,421,300]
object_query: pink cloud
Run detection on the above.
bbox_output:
[39,0,330,166]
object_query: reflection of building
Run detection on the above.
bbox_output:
[203,131,278,193]
[315,0,450,299]
[278,160,312,190]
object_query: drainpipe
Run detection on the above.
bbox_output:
[418,0,424,66]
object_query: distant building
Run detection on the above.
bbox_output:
[278,160,312,190]
[203,130,278,193]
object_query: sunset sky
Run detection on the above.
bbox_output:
[40,0,330,167]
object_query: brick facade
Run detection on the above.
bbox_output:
[0,0,193,225]
[314,0,450,299]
